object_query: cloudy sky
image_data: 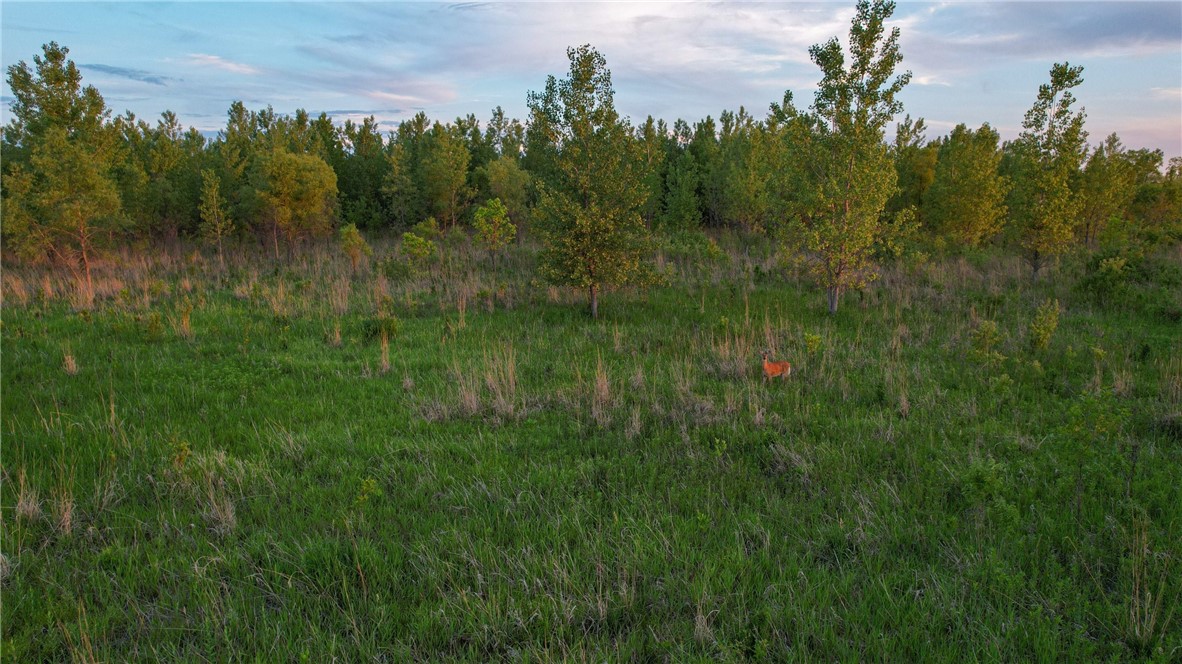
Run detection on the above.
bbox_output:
[2,1,1180,157]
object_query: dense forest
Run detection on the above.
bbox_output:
[3,3,1180,316]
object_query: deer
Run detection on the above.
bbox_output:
[761,350,792,383]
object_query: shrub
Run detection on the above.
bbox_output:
[1029,298,1060,352]
[338,223,372,272]
[399,231,438,276]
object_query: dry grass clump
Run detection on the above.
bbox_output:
[2,273,30,307]
[62,352,80,376]
[483,344,519,418]
[16,469,42,523]
[330,277,351,316]
[591,353,612,428]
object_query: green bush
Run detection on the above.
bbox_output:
[1029,298,1060,352]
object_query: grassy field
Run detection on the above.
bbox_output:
[2,235,1180,661]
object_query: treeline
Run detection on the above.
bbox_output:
[3,1,1180,315]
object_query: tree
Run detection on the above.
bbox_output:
[481,154,531,238]
[886,115,938,222]
[3,127,121,294]
[421,122,471,229]
[636,116,668,227]
[338,223,372,274]
[775,0,911,313]
[1009,62,1087,275]
[199,169,233,266]
[923,123,1010,249]
[661,149,701,231]
[254,148,338,259]
[1078,133,1136,247]
[337,116,389,229]
[718,108,780,233]
[2,43,121,295]
[473,197,516,272]
[528,45,654,319]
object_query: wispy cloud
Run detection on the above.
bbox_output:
[1150,87,1182,99]
[81,64,176,86]
[187,54,260,75]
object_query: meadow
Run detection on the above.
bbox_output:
[2,234,1180,661]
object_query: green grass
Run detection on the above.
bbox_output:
[2,239,1180,661]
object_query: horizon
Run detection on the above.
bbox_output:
[2,1,1180,158]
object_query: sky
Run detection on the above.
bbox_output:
[2,1,1180,158]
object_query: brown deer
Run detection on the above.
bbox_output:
[761,350,792,383]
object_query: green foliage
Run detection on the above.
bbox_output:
[472,197,516,258]
[2,43,121,292]
[421,122,472,229]
[338,223,372,272]
[399,231,438,275]
[887,115,938,223]
[970,318,1005,366]
[924,123,1010,250]
[528,45,655,318]
[411,217,441,242]
[253,148,338,259]
[198,169,233,260]
[804,332,823,354]
[1009,63,1088,274]
[775,0,911,313]
[1028,298,1060,352]
[480,154,531,232]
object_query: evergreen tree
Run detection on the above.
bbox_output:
[2,42,121,295]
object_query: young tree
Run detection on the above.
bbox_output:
[923,123,1010,249]
[528,45,654,319]
[2,43,121,295]
[421,122,472,229]
[338,223,372,274]
[886,115,938,222]
[254,148,338,259]
[1078,133,1136,247]
[481,154,531,237]
[776,0,911,313]
[472,197,516,272]
[1009,62,1088,275]
[199,169,234,266]
[3,127,121,294]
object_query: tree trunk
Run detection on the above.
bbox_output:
[827,286,840,315]
[589,283,599,319]
[81,239,94,296]
[272,223,280,262]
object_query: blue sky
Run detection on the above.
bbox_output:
[3,1,1180,158]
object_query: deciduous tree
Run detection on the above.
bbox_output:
[1009,62,1088,275]
[924,123,1010,249]
[775,0,911,313]
[529,45,654,319]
